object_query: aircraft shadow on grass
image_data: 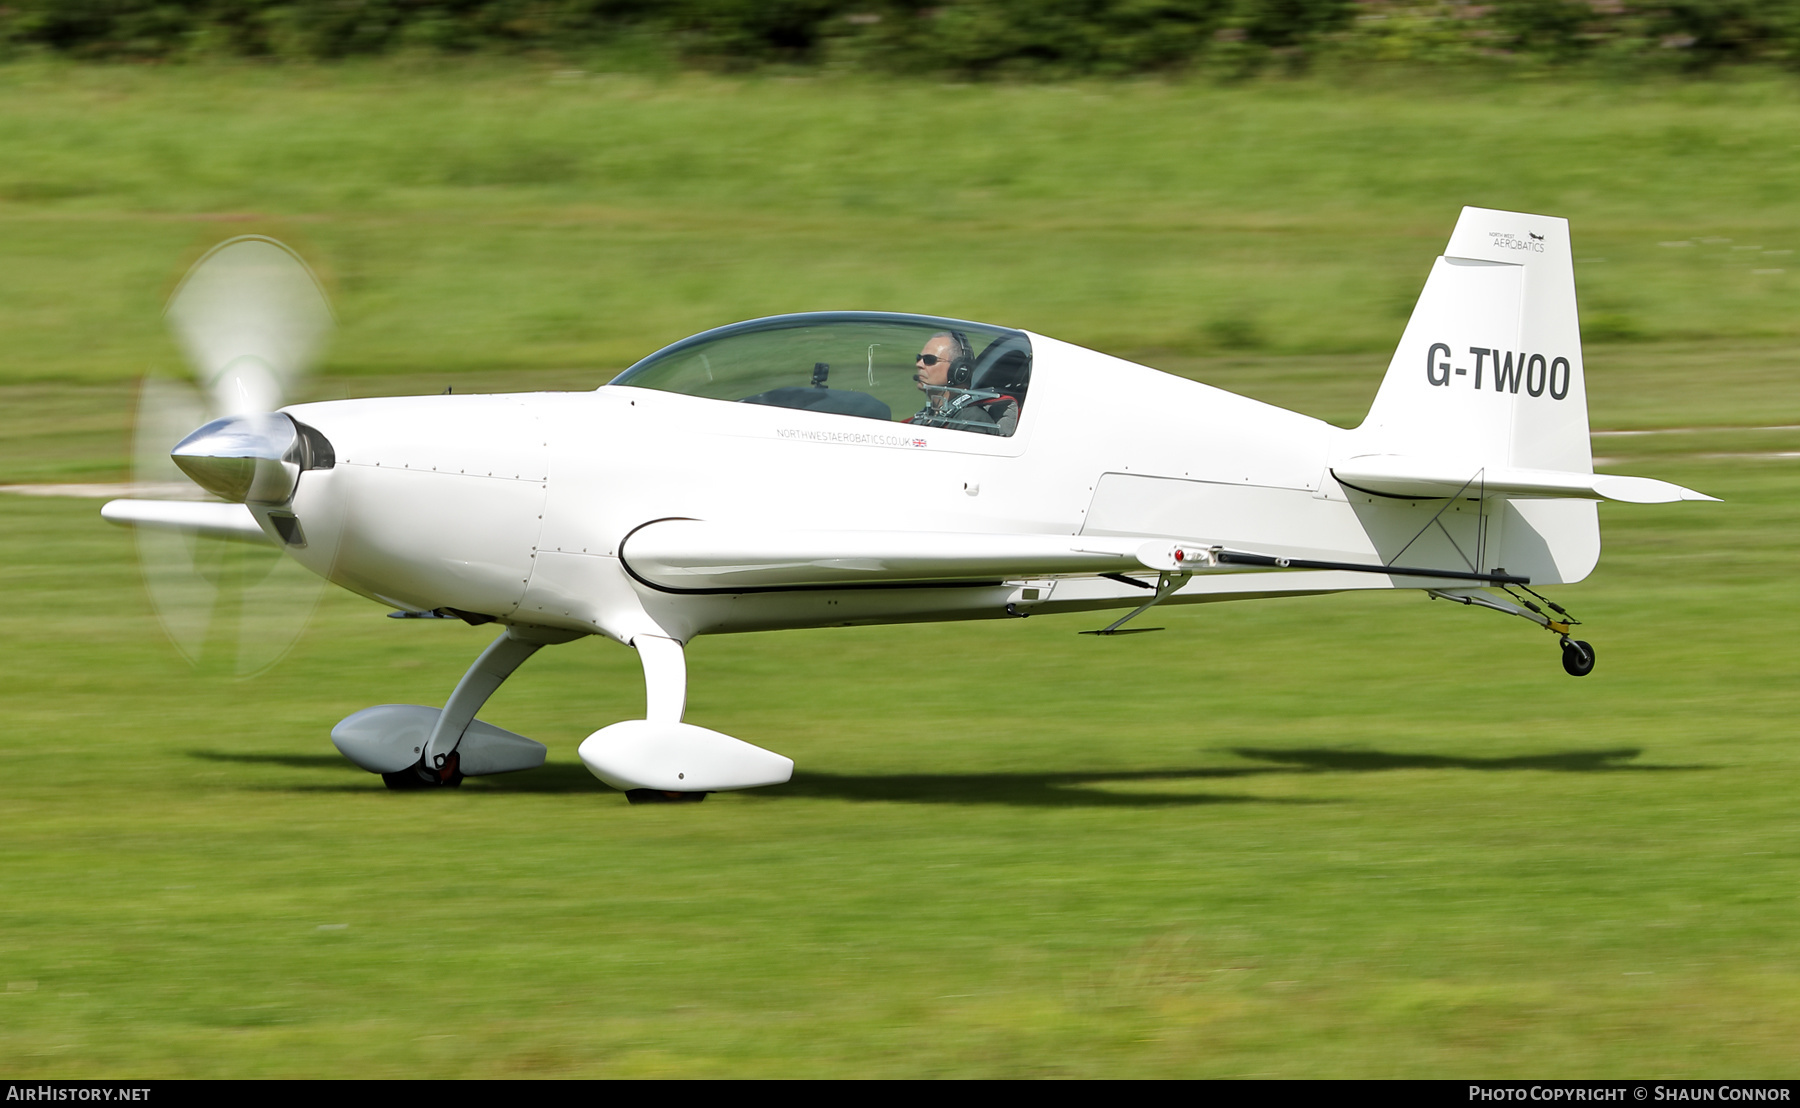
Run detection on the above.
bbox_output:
[1226,747,1709,774]
[760,768,1315,809]
[189,744,1707,807]
[187,751,1303,806]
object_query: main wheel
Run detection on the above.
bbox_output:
[625,789,708,805]
[1560,638,1596,677]
[381,760,465,790]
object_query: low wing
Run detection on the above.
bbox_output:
[1333,455,1717,504]
[100,498,275,544]
[619,520,1202,592]
[619,520,1525,593]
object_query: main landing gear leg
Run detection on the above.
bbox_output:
[384,626,572,790]
[636,634,687,725]
[401,631,540,788]
[335,624,583,788]
[1429,586,1595,677]
[621,635,705,804]
[576,634,794,802]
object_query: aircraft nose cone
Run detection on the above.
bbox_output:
[171,413,304,503]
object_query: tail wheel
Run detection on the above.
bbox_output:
[1560,638,1596,677]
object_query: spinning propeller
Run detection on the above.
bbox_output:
[129,237,336,674]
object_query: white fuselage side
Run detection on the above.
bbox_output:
[277,332,1575,645]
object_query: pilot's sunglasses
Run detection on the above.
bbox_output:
[915,354,949,366]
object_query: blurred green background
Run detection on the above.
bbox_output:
[2,59,1798,1076]
[5,1,1797,74]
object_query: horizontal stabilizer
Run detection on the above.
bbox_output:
[619,520,1205,592]
[1332,456,1717,504]
[101,498,275,543]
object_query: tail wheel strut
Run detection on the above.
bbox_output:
[1429,583,1596,677]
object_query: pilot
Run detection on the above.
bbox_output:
[907,330,1019,435]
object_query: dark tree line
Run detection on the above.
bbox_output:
[1,1,1795,72]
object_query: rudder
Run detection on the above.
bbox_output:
[1350,207,1598,584]
[1359,206,1590,471]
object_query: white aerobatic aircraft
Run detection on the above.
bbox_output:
[103,207,1715,801]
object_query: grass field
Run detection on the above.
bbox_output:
[2,62,1799,1077]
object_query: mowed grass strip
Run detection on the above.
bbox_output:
[2,452,1797,1076]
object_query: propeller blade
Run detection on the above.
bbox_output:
[164,236,333,417]
[231,544,329,676]
[121,237,338,675]
[130,377,215,665]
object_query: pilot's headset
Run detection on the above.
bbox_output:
[942,330,976,390]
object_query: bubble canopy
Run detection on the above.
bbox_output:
[608,312,1033,437]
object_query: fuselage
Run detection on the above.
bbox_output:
[105,214,1671,792]
[274,329,1551,644]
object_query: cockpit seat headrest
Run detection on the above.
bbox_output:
[970,342,1031,397]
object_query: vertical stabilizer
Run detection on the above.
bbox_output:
[1349,208,1598,584]
[1358,206,1590,471]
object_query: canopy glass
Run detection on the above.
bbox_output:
[611,312,1032,437]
